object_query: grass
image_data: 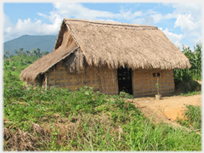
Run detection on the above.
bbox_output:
[176,105,201,130]
[180,91,201,96]
[3,85,202,151]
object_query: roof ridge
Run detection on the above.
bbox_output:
[64,18,157,29]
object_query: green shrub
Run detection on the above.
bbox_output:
[174,43,202,90]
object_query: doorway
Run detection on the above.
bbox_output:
[117,67,133,95]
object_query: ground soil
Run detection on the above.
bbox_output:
[129,94,201,124]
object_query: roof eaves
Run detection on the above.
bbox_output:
[41,46,79,74]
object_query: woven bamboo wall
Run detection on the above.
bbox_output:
[98,66,118,95]
[45,61,100,91]
[132,69,174,97]
[44,62,118,94]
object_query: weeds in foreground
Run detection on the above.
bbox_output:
[180,91,201,96]
[176,105,201,130]
[4,86,201,151]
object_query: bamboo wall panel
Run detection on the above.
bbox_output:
[84,66,101,91]
[46,61,100,91]
[132,69,174,97]
[97,65,118,95]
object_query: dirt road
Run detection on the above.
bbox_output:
[130,94,201,124]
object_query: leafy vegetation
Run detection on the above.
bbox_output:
[3,47,202,151]
[4,48,49,86]
[174,43,202,82]
[176,105,201,130]
[173,43,202,94]
[180,91,201,96]
[3,86,202,151]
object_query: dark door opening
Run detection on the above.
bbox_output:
[117,67,133,95]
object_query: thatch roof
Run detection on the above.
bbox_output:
[20,18,191,82]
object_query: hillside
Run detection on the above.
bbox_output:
[4,35,57,54]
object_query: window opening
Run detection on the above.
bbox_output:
[153,72,160,77]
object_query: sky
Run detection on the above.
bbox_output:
[3,2,202,51]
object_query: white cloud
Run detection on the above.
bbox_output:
[171,3,201,45]
[172,3,201,17]
[132,18,145,24]
[155,3,201,49]
[132,9,164,25]
[161,27,183,48]
[51,2,143,21]
[52,3,120,20]
[4,16,62,41]
[37,12,48,18]
[174,14,197,32]
[4,14,13,28]
[150,13,163,23]
[119,9,142,20]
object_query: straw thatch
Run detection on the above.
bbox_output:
[20,18,191,82]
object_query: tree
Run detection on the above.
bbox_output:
[191,43,202,79]
[26,50,30,56]
[174,43,202,82]
[5,51,10,58]
[14,49,19,55]
[19,48,24,55]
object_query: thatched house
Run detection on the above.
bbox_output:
[20,18,191,97]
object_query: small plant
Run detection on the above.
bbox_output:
[119,91,134,99]
[155,77,160,95]
[155,77,161,100]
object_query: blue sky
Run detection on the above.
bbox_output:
[3,2,202,50]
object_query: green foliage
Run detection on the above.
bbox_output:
[155,82,159,89]
[180,91,201,96]
[177,105,201,130]
[118,91,134,99]
[174,43,202,83]
[3,48,49,88]
[4,85,201,151]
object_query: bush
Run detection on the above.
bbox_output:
[174,43,202,90]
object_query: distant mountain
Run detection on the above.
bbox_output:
[4,35,58,54]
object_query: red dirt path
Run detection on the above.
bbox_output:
[130,94,201,124]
